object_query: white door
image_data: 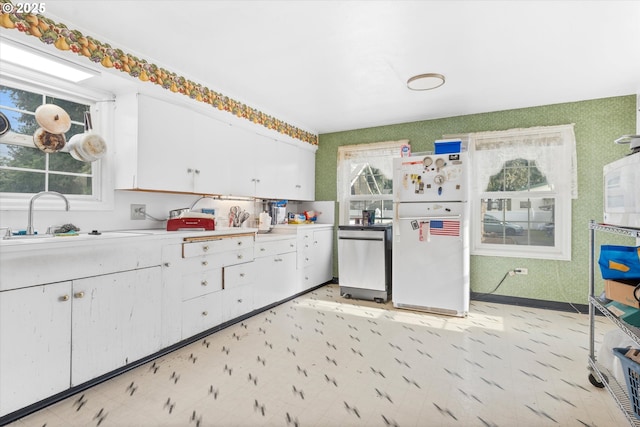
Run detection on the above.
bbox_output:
[393,153,469,203]
[0,282,72,417]
[71,267,162,385]
[392,202,469,316]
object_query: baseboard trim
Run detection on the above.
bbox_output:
[470,291,590,315]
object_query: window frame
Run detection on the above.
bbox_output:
[0,75,114,211]
[337,140,407,225]
[458,125,576,261]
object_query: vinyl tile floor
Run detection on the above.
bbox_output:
[6,284,629,427]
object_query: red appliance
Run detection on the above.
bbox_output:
[166,217,215,231]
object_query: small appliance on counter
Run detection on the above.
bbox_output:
[166,211,215,231]
[268,200,288,225]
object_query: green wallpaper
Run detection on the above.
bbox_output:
[317,95,637,304]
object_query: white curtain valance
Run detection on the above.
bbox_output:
[337,139,409,160]
[337,139,408,201]
[458,125,578,198]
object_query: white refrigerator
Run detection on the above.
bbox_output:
[392,151,470,316]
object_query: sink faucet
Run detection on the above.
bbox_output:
[26,191,70,235]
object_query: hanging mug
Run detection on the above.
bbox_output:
[67,112,107,162]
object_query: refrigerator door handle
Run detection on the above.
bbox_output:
[397,215,461,220]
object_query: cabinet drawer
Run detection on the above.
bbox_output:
[224,262,255,289]
[181,292,223,339]
[182,235,254,258]
[178,254,223,271]
[182,268,222,301]
[254,239,297,258]
[223,285,254,321]
[217,247,254,266]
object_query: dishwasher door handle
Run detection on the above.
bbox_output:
[338,236,384,241]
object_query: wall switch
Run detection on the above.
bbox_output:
[130,204,146,220]
[515,268,528,275]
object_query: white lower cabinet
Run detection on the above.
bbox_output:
[297,227,334,292]
[0,267,162,417]
[0,281,72,417]
[71,267,162,386]
[253,237,298,307]
[161,233,256,343]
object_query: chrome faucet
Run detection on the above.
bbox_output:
[26,191,70,235]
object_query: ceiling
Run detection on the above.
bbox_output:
[29,1,640,135]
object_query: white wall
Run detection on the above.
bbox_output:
[0,190,256,234]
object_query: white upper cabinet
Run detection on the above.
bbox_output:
[114,93,316,199]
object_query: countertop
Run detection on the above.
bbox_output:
[0,227,259,252]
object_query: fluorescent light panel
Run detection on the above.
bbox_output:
[0,39,99,83]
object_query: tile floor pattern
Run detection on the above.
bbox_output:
[7,284,629,427]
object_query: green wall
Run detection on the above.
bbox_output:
[316,95,637,304]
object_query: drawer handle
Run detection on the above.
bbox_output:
[240,273,245,278]
[305,257,309,261]
[74,291,85,299]
[202,245,210,252]
[237,254,243,259]
[202,261,208,266]
[163,262,171,267]
[260,247,266,251]
[290,244,295,248]
[201,280,208,286]
[237,241,243,246]
[59,295,70,302]
[202,311,208,316]
[237,299,243,303]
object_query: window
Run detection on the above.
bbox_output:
[464,125,577,260]
[337,140,407,225]
[0,81,111,209]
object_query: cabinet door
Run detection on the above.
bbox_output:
[192,111,233,194]
[217,125,258,197]
[254,252,297,308]
[71,267,162,386]
[312,229,334,285]
[222,284,254,321]
[294,146,316,201]
[181,291,223,339]
[136,95,195,192]
[161,244,183,347]
[251,134,282,199]
[0,282,72,417]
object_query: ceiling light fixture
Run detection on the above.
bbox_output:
[0,38,100,83]
[407,73,445,91]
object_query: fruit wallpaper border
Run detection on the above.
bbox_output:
[0,1,319,146]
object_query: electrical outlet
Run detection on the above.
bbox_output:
[130,204,146,220]
[515,268,528,275]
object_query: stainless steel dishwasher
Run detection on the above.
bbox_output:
[337,224,392,303]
